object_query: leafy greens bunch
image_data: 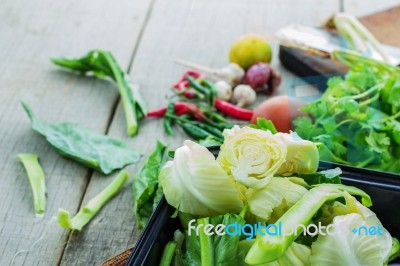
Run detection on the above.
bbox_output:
[158,125,399,265]
[294,51,400,173]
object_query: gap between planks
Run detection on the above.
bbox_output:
[55,0,158,264]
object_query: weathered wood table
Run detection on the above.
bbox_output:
[0,0,397,265]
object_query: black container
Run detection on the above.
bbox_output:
[127,151,400,265]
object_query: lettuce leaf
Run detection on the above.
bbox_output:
[246,177,307,222]
[159,140,243,216]
[310,213,392,266]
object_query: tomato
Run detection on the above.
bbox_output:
[251,95,306,132]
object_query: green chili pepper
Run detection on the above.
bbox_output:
[164,102,175,136]
[204,110,228,123]
[199,79,217,105]
[180,123,212,140]
[186,76,211,102]
[192,122,224,141]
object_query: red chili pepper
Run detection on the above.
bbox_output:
[147,102,204,121]
[175,102,204,121]
[180,70,202,81]
[214,99,253,120]
[172,70,203,99]
[147,107,168,117]
[172,80,195,98]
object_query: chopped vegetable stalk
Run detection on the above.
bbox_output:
[159,241,177,266]
[238,240,311,266]
[332,49,400,75]
[245,184,371,264]
[334,13,390,63]
[52,50,146,136]
[21,101,141,174]
[18,154,46,215]
[133,140,168,229]
[58,170,129,231]
[198,217,214,266]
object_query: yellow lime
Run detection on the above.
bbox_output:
[229,34,272,70]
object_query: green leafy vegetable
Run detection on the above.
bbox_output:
[180,213,245,266]
[250,118,278,134]
[310,213,392,266]
[58,170,129,231]
[160,241,177,266]
[275,132,319,175]
[17,153,46,215]
[388,238,400,263]
[160,140,243,216]
[22,101,141,174]
[238,240,311,266]
[297,168,342,186]
[133,140,168,229]
[245,184,371,264]
[246,177,307,222]
[52,50,146,136]
[294,57,400,173]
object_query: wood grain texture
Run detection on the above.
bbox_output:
[59,0,339,265]
[343,0,400,16]
[0,0,152,265]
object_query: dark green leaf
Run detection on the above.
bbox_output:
[133,140,168,228]
[181,213,245,266]
[21,101,141,174]
[198,136,223,147]
[211,214,245,266]
[298,168,342,185]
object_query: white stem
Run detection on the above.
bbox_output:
[174,59,216,75]
[236,101,245,108]
[334,13,391,63]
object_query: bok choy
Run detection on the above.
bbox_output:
[52,50,146,136]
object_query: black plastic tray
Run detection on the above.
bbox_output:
[127,155,400,265]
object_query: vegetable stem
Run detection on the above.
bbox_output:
[159,241,177,266]
[334,13,391,63]
[359,93,379,107]
[102,52,139,136]
[18,154,46,215]
[58,170,129,231]
[52,50,146,136]
[334,119,352,129]
[198,217,214,266]
[351,84,381,100]
[246,184,371,264]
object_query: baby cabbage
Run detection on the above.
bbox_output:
[159,140,243,216]
[217,126,287,189]
[274,132,319,175]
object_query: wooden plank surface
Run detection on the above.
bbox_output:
[0,0,152,265]
[343,0,400,16]
[59,0,340,265]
